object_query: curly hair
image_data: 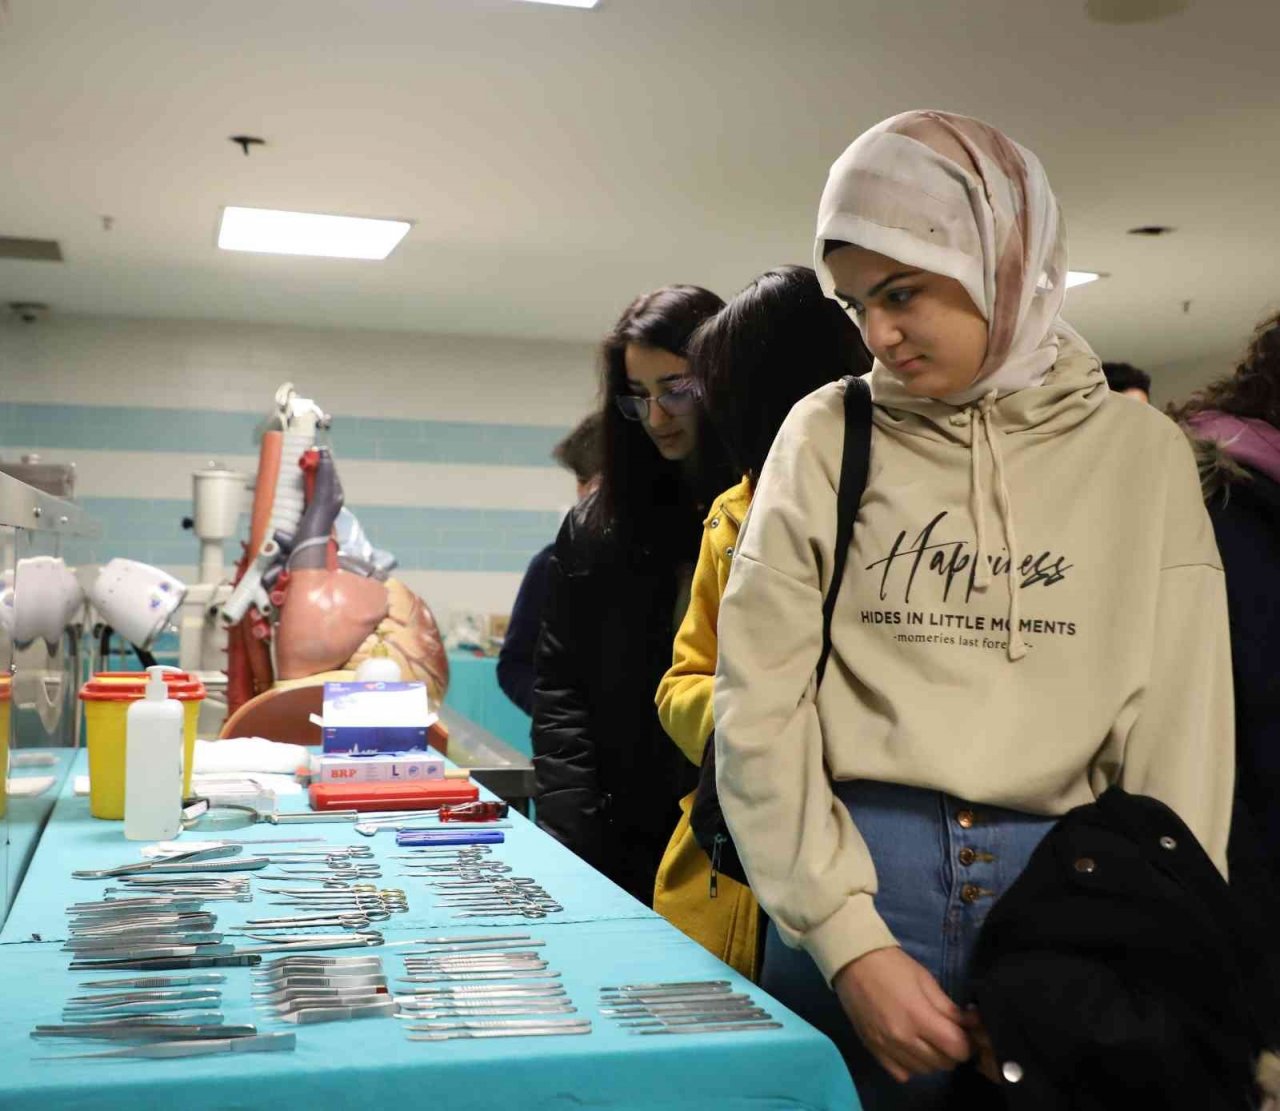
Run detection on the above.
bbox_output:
[1170,310,1280,427]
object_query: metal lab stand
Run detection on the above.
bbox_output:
[437,704,536,816]
[0,469,100,924]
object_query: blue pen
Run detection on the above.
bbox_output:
[395,830,505,847]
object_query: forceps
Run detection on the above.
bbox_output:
[233,930,385,955]
[241,912,385,930]
[71,845,245,880]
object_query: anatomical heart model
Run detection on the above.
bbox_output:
[219,384,449,744]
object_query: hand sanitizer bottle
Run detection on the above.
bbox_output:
[124,666,184,841]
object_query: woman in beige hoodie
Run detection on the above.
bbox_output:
[713,111,1233,1109]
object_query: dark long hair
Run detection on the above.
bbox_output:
[594,285,732,555]
[1169,310,1280,428]
[690,265,871,486]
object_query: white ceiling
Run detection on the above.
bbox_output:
[2,0,1278,373]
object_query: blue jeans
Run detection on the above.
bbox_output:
[761,779,1055,1111]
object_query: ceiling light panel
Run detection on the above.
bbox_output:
[1066,271,1102,288]
[217,207,412,260]
[516,0,601,8]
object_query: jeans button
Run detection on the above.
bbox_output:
[956,809,976,829]
[960,883,982,904]
[958,847,977,866]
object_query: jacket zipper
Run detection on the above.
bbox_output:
[709,834,725,899]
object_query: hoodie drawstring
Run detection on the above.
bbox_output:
[958,391,1027,661]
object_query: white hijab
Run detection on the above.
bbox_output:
[813,109,1094,407]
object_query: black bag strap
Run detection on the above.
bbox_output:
[816,375,872,688]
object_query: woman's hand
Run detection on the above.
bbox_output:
[832,947,972,1083]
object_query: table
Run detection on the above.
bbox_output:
[4,748,76,919]
[444,652,532,757]
[0,751,859,1111]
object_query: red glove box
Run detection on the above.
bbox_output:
[309,778,480,812]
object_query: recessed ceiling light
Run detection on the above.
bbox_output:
[516,0,601,7]
[1066,271,1103,288]
[217,206,412,260]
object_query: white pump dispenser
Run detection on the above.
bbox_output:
[124,666,184,841]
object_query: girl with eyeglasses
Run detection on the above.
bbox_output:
[531,285,736,904]
[713,111,1233,1107]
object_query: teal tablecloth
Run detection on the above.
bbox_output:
[4,748,76,919]
[0,751,858,1110]
[443,651,532,757]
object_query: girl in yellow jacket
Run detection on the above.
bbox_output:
[652,264,870,977]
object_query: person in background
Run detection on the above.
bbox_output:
[496,413,602,716]
[714,111,1232,1108]
[1173,311,1280,889]
[532,285,736,904]
[652,265,870,977]
[1102,360,1153,403]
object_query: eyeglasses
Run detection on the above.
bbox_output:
[615,381,700,422]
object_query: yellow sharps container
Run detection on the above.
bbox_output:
[79,670,206,819]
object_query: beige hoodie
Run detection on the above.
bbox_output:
[713,354,1234,985]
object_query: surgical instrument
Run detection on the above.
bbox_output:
[395,830,505,847]
[70,844,242,880]
[34,1031,297,1060]
[404,1019,591,1042]
[78,973,227,990]
[69,987,226,1005]
[31,1024,256,1042]
[56,1011,227,1027]
[68,954,263,971]
[276,1000,397,1024]
[633,1022,783,1036]
[73,857,269,881]
[62,997,225,1017]
[399,971,561,984]
[182,801,363,831]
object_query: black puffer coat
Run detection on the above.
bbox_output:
[531,497,698,905]
[969,787,1280,1110]
[1197,444,1280,887]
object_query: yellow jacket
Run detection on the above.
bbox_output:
[656,478,753,764]
[653,477,760,980]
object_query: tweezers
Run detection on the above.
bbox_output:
[69,954,263,971]
[63,997,224,1017]
[61,1010,226,1026]
[404,1019,591,1041]
[69,987,226,1004]
[78,974,227,990]
[277,1000,398,1024]
[619,1010,773,1028]
[33,1031,297,1059]
[600,980,732,992]
[31,1024,257,1041]
[632,1021,783,1035]
[256,954,384,972]
[70,845,242,880]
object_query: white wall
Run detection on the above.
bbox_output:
[1149,347,1242,411]
[0,314,600,626]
